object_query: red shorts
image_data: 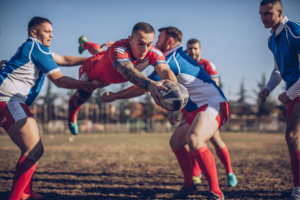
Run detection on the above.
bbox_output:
[181,101,229,129]
[0,102,33,132]
[286,96,300,116]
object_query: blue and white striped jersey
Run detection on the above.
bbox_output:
[148,46,226,112]
[266,16,300,100]
[0,37,60,105]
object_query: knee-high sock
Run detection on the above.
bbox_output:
[290,151,300,187]
[216,146,233,174]
[8,156,37,200]
[84,41,101,55]
[173,147,194,187]
[190,150,202,177]
[191,146,222,198]
[22,173,33,195]
[68,94,81,123]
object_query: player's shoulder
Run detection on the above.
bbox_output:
[149,45,164,57]
[28,37,52,55]
[285,20,300,36]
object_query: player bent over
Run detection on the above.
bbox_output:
[0,17,106,200]
[180,38,237,187]
[258,0,300,199]
[67,22,177,135]
[101,26,228,200]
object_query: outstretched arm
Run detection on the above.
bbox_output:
[115,61,168,106]
[101,85,147,102]
[52,53,88,66]
[154,63,177,82]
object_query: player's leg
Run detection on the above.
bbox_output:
[187,111,224,199]
[2,104,44,200]
[286,101,300,199]
[68,88,93,135]
[210,130,238,187]
[170,120,197,198]
[79,36,103,55]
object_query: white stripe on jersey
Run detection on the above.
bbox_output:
[28,40,35,63]
[33,39,52,54]
[172,52,181,74]
[285,25,300,39]
[151,48,163,57]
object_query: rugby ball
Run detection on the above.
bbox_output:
[159,82,189,111]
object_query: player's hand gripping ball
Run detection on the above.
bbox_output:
[159,82,189,111]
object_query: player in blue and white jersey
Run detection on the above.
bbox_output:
[0,16,106,200]
[101,26,229,200]
[258,0,300,199]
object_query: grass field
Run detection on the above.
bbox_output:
[0,132,292,199]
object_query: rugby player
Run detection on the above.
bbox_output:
[0,16,106,200]
[258,0,300,199]
[101,26,228,200]
[180,38,237,187]
[67,22,177,135]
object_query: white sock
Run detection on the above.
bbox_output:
[292,187,300,197]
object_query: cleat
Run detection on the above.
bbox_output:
[192,175,201,185]
[174,184,197,199]
[289,196,300,200]
[78,36,88,54]
[227,172,238,187]
[68,116,78,135]
[208,192,224,200]
[22,191,43,200]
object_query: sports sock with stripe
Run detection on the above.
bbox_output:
[216,145,233,174]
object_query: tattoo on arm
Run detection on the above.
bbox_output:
[115,62,152,90]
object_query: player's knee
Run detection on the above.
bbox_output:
[26,141,44,162]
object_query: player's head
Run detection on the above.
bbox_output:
[156,26,182,53]
[28,16,53,47]
[259,0,283,30]
[186,38,201,62]
[129,22,155,60]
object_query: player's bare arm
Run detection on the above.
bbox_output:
[278,92,291,104]
[48,71,107,89]
[101,41,115,49]
[115,61,167,106]
[101,85,147,102]
[52,53,88,66]
[155,63,177,82]
[212,77,220,86]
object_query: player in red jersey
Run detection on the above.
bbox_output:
[173,38,237,187]
[68,22,177,135]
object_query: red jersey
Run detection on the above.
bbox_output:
[80,39,166,84]
[198,58,218,78]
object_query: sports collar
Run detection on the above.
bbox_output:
[163,45,182,57]
[28,37,43,44]
[271,16,288,36]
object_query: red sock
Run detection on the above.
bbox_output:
[22,174,33,195]
[190,150,202,177]
[290,151,300,187]
[191,146,222,198]
[84,41,101,55]
[68,94,81,123]
[216,146,233,174]
[8,156,37,200]
[173,147,194,187]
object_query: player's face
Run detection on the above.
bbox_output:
[129,30,154,60]
[186,43,201,61]
[33,22,53,47]
[259,3,282,29]
[156,31,170,53]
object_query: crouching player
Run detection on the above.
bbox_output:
[101,26,229,200]
[67,22,177,135]
[0,17,106,200]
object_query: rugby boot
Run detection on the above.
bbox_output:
[68,115,78,135]
[227,172,238,187]
[22,191,44,200]
[173,184,197,199]
[208,191,225,200]
[78,36,88,54]
[289,196,300,200]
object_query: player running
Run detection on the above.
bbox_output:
[258,0,300,199]
[0,16,106,200]
[178,38,237,187]
[101,26,228,200]
[67,22,177,135]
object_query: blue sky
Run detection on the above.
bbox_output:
[1,0,300,104]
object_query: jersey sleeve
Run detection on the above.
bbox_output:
[108,43,131,68]
[148,47,167,67]
[147,70,162,81]
[265,59,282,92]
[30,41,60,76]
[205,62,218,78]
